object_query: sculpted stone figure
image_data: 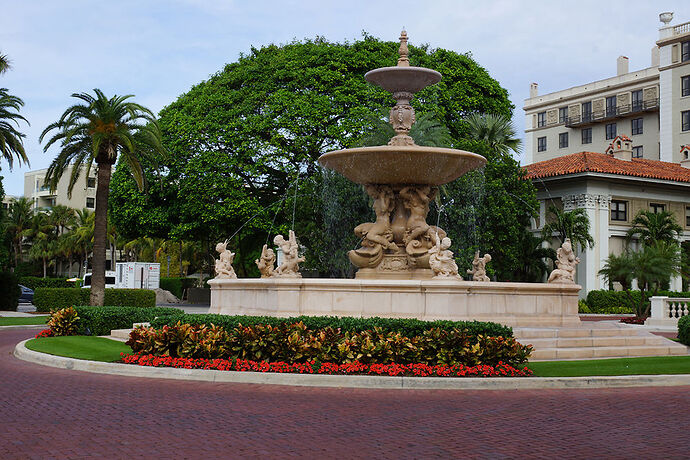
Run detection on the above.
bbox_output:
[255,244,276,278]
[349,185,397,268]
[214,240,237,279]
[548,238,580,284]
[274,230,304,277]
[467,250,492,282]
[428,233,460,279]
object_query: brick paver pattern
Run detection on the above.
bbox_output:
[2,329,690,459]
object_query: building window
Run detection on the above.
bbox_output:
[537,136,547,152]
[683,41,690,62]
[650,203,665,214]
[582,101,592,122]
[606,96,617,117]
[682,76,690,97]
[611,200,627,221]
[558,107,568,124]
[537,112,546,128]
[683,110,690,132]
[581,128,592,144]
[686,206,690,227]
[87,177,96,188]
[558,132,568,148]
[632,145,643,158]
[86,197,95,209]
[631,89,643,111]
[605,123,617,140]
[631,118,643,135]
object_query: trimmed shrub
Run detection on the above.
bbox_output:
[149,314,513,338]
[678,316,690,346]
[578,299,591,314]
[33,288,156,312]
[159,278,197,299]
[73,306,184,336]
[586,290,690,315]
[127,321,529,367]
[0,271,21,311]
[18,277,73,290]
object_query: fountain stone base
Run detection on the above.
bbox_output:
[208,278,581,328]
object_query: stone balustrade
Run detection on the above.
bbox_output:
[646,296,690,327]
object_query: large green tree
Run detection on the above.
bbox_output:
[40,89,165,305]
[109,35,524,276]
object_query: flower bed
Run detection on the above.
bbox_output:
[120,354,533,377]
[35,329,54,338]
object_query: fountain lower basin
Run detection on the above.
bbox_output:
[318,145,487,185]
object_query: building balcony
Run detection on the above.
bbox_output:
[35,186,56,197]
[565,99,659,128]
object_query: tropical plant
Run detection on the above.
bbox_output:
[5,197,33,268]
[463,112,521,157]
[0,53,10,74]
[541,206,594,253]
[625,210,682,247]
[510,231,556,282]
[40,89,165,305]
[24,211,56,277]
[0,88,29,169]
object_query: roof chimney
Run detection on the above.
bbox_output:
[651,46,660,67]
[530,82,538,98]
[617,56,629,76]
[605,135,633,161]
[681,145,690,168]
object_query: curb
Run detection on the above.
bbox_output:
[0,325,47,330]
[13,339,690,390]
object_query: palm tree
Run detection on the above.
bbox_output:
[49,205,76,274]
[355,111,453,148]
[0,53,10,74]
[626,210,682,247]
[72,208,94,278]
[5,197,34,268]
[463,113,521,157]
[512,231,556,282]
[0,88,30,169]
[40,89,165,305]
[23,211,56,277]
[541,206,594,253]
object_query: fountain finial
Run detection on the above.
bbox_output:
[397,29,409,67]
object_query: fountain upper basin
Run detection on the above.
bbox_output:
[318,145,486,185]
[365,67,442,93]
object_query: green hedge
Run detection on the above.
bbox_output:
[73,306,184,336]
[150,314,513,338]
[34,288,156,312]
[18,277,73,290]
[159,278,197,299]
[679,316,690,346]
[0,271,21,311]
[585,290,690,315]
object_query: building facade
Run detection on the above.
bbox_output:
[524,14,690,166]
[23,165,97,211]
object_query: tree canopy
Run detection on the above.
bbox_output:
[109,35,534,278]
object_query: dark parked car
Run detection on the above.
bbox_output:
[19,284,34,303]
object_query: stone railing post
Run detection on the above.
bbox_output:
[650,296,667,320]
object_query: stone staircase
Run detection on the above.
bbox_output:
[515,322,690,361]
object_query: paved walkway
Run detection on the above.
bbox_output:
[2,329,690,458]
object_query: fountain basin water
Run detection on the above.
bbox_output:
[318,145,486,185]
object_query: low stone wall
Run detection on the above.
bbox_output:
[208,278,581,327]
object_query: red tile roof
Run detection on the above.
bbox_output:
[524,151,690,184]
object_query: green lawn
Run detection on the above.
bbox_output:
[528,356,690,377]
[0,316,48,326]
[26,336,131,362]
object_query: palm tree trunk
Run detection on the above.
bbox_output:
[90,163,112,306]
[179,240,183,278]
[43,258,47,278]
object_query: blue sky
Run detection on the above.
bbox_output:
[1,0,687,196]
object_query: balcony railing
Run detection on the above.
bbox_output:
[674,21,690,35]
[565,98,659,128]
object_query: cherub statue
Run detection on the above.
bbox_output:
[548,238,580,284]
[428,233,460,279]
[214,240,237,279]
[349,185,397,268]
[255,244,276,278]
[273,230,305,277]
[467,250,492,282]
[400,186,434,249]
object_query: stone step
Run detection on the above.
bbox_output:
[109,329,133,340]
[523,335,667,349]
[514,326,639,339]
[530,343,689,361]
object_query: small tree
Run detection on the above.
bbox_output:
[541,206,594,253]
[626,210,682,247]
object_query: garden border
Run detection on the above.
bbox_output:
[13,339,690,390]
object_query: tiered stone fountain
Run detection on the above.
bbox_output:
[209,32,581,327]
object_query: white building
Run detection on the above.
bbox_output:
[23,165,97,211]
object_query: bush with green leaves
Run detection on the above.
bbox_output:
[127,321,530,367]
[149,314,513,338]
[72,306,184,336]
[33,288,156,312]
[585,290,690,315]
[0,271,21,311]
[678,315,690,346]
[18,277,73,290]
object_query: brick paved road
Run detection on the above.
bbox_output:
[2,328,690,459]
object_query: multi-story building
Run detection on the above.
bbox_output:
[2,195,19,211]
[23,165,97,211]
[524,13,690,166]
